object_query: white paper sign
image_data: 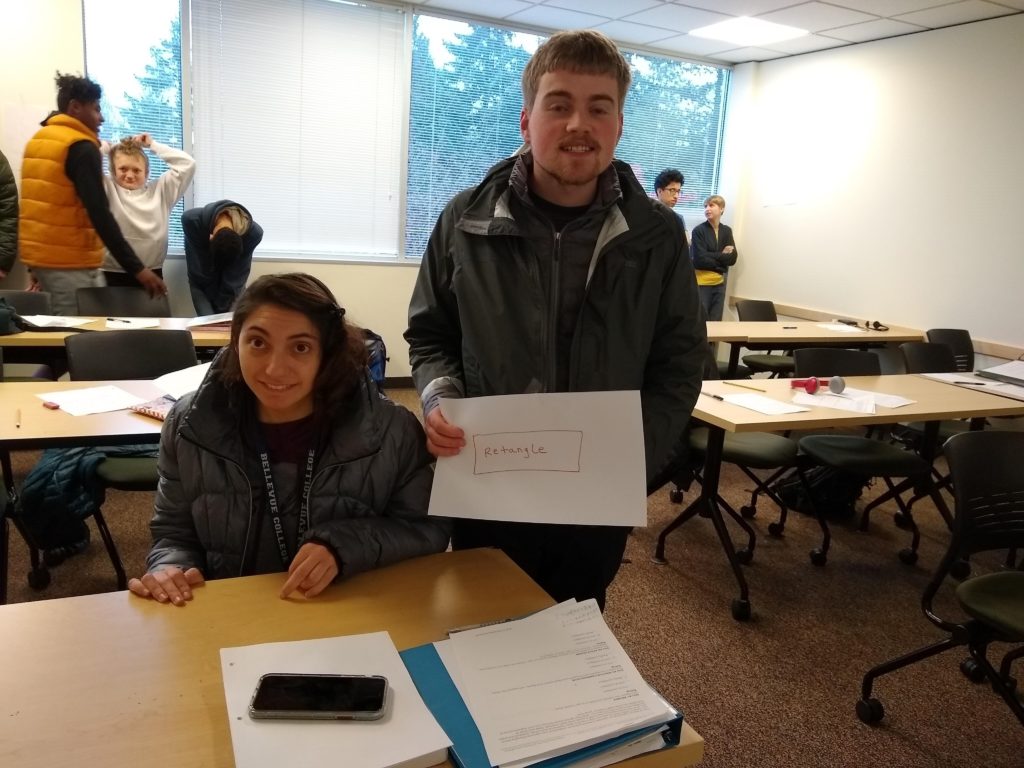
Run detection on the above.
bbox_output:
[429,391,647,527]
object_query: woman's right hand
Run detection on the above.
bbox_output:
[128,567,205,606]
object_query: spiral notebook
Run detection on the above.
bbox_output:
[130,395,176,422]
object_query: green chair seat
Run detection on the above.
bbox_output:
[956,571,1024,639]
[96,457,160,489]
[690,428,798,469]
[741,353,795,375]
[798,435,929,477]
[717,361,751,379]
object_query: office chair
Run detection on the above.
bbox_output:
[0,289,53,315]
[76,286,172,318]
[792,348,947,566]
[869,346,906,375]
[735,300,796,378]
[55,330,198,588]
[856,430,1024,727]
[925,328,974,372]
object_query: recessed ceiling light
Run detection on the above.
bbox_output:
[689,17,808,47]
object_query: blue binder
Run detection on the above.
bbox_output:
[400,643,684,768]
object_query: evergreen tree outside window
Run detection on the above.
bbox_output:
[83,0,186,249]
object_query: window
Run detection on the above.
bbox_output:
[84,0,186,248]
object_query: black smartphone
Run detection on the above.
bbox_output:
[248,673,389,721]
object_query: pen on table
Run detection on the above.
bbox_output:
[106,317,131,324]
[701,392,725,402]
[15,408,21,429]
[954,381,988,386]
[722,380,768,393]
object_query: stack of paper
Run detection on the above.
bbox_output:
[402,600,683,768]
[221,632,451,768]
[187,311,233,330]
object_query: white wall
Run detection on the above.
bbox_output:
[722,16,1024,349]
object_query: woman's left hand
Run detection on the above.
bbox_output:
[280,542,339,599]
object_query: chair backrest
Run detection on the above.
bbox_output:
[793,348,881,377]
[0,290,52,315]
[870,347,907,375]
[76,287,171,318]
[926,328,974,372]
[900,341,957,374]
[65,330,198,380]
[735,299,778,322]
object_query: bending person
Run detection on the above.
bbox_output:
[183,200,263,315]
[129,273,450,605]
[101,133,195,287]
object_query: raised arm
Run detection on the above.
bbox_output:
[149,139,197,205]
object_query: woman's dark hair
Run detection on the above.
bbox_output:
[218,273,369,418]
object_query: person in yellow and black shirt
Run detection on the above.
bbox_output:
[690,194,737,322]
[18,72,167,314]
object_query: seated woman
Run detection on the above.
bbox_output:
[129,273,449,605]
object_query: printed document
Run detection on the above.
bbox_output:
[429,391,647,526]
[35,385,146,416]
[443,600,675,767]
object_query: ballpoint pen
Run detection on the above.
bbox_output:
[106,317,132,324]
[15,408,21,429]
[701,392,725,401]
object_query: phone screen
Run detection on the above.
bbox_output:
[250,674,388,719]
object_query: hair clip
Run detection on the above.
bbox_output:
[865,320,889,331]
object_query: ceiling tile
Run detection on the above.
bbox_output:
[762,33,850,54]
[893,0,1020,27]
[988,0,1024,8]
[592,19,678,45]
[814,0,952,15]
[824,17,927,42]
[649,33,745,56]
[712,46,790,62]
[504,4,612,28]
[422,0,535,18]
[620,4,731,33]
[542,0,662,18]
[759,2,878,32]
[668,0,804,15]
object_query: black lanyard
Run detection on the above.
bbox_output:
[258,448,316,569]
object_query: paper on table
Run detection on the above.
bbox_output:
[721,392,810,415]
[816,323,865,333]
[220,632,451,768]
[445,600,674,768]
[845,386,914,408]
[792,390,875,413]
[104,317,161,329]
[35,385,146,416]
[922,372,1024,402]
[429,391,647,526]
[22,314,93,328]
[186,311,233,328]
[154,361,211,399]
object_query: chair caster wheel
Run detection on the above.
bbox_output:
[898,548,919,566]
[950,560,971,580]
[27,567,51,590]
[651,554,668,566]
[893,512,911,530]
[740,505,757,519]
[960,658,985,684]
[731,598,751,621]
[669,489,684,504]
[810,549,828,566]
[1004,676,1018,692]
[856,697,884,725]
[767,522,784,537]
[736,548,753,565]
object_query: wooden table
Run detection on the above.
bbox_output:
[0,549,704,768]
[706,321,923,376]
[653,375,1024,620]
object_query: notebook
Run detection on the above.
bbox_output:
[976,360,1024,387]
[130,395,176,422]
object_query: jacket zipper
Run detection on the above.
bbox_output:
[547,229,562,392]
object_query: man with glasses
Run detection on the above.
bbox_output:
[654,168,686,234]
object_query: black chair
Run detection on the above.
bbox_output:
[870,346,906,375]
[0,289,53,315]
[856,431,1024,727]
[900,341,958,374]
[54,330,198,588]
[735,300,796,378]
[76,286,171,318]
[926,328,974,372]
[792,348,948,566]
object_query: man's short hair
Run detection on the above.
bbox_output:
[55,72,102,112]
[521,30,632,110]
[704,194,726,209]
[110,137,149,175]
[654,169,684,192]
[210,228,244,262]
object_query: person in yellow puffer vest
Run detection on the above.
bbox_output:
[18,72,167,314]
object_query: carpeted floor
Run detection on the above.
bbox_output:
[3,388,1022,765]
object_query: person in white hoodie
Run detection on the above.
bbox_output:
[100,133,195,287]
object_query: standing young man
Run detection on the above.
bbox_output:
[654,167,686,231]
[18,73,167,314]
[690,194,737,322]
[406,30,706,609]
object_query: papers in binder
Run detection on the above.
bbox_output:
[130,396,175,421]
[186,311,233,330]
[977,360,1024,387]
[220,632,450,768]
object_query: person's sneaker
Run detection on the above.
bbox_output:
[43,530,91,567]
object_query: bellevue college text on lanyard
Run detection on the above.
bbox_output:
[259,448,316,569]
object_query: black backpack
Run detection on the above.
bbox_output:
[770,466,872,520]
[363,328,389,391]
